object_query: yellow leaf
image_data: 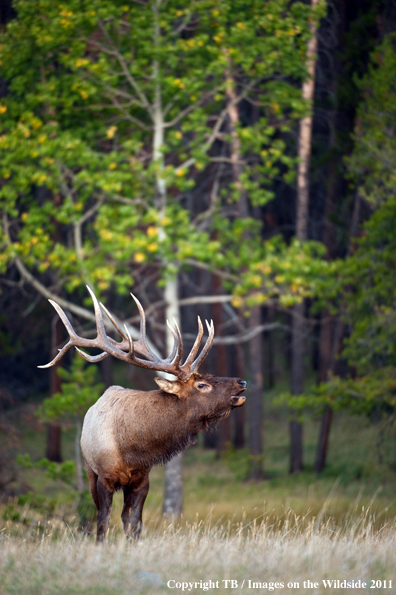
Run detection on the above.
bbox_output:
[134,252,145,263]
[231,295,243,308]
[106,126,117,139]
[146,226,158,237]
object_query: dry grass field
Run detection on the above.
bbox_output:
[1,510,396,595]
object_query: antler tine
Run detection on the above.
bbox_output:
[180,316,204,372]
[38,300,80,368]
[130,293,162,363]
[190,319,215,373]
[38,341,73,368]
[165,318,183,366]
[100,302,128,342]
[38,287,133,369]
[74,347,110,363]
[124,324,134,356]
[86,286,107,338]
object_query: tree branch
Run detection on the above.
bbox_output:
[96,22,153,116]
[183,259,239,282]
[14,258,141,341]
[163,89,219,128]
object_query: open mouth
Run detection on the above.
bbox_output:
[230,389,246,407]
[234,387,246,396]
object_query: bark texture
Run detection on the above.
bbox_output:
[290,0,320,474]
[247,308,264,479]
[162,278,184,517]
[226,65,262,472]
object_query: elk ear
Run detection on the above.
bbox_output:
[154,377,183,396]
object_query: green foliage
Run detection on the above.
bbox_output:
[0,0,329,308]
[17,454,76,486]
[341,35,396,373]
[230,237,334,308]
[36,356,104,424]
[278,368,396,419]
[223,447,254,482]
[342,197,396,373]
[346,35,396,207]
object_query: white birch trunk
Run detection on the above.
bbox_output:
[162,278,183,517]
[152,3,183,516]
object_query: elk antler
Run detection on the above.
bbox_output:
[38,286,214,381]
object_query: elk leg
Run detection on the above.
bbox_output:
[96,478,114,543]
[85,464,99,509]
[121,475,150,540]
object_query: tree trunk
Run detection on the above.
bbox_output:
[233,343,245,449]
[289,0,320,474]
[163,452,183,517]
[314,311,334,473]
[225,63,262,469]
[213,274,231,455]
[290,303,304,473]
[264,307,275,390]
[162,277,183,517]
[295,0,320,240]
[100,356,113,389]
[46,315,63,462]
[315,406,333,473]
[247,307,264,480]
[150,8,184,517]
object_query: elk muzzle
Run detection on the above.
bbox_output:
[230,379,247,407]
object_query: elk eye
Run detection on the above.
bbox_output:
[197,383,208,390]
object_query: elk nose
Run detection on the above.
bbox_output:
[238,379,247,388]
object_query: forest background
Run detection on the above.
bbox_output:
[1,0,396,542]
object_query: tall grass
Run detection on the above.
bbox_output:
[1,506,396,595]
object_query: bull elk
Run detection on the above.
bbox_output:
[39,287,246,542]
